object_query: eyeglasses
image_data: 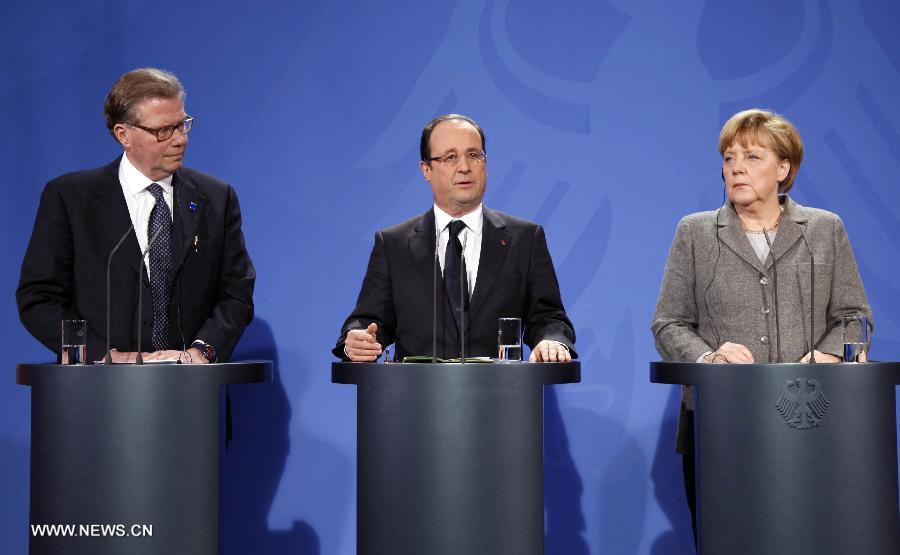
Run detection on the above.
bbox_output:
[428,150,486,167]
[127,115,193,141]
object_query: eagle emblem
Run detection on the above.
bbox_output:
[775,378,830,430]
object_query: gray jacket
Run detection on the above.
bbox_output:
[651,198,872,451]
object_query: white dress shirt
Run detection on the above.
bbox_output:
[118,153,174,275]
[434,203,482,298]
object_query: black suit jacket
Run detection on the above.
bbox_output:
[17,158,255,362]
[334,207,576,360]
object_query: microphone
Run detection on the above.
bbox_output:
[433,226,440,363]
[103,225,135,364]
[135,225,165,365]
[798,227,817,363]
[761,227,782,363]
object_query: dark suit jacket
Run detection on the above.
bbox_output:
[334,207,576,361]
[17,158,255,362]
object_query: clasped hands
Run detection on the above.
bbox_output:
[106,347,209,364]
[343,323,571,362]
[702,342,843,364]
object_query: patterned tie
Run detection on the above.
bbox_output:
[444,220,469,331]
[147,183,173,351]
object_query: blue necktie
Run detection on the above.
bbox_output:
[444,220,469,331]
[147,183,173,351]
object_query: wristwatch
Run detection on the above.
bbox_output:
[191,340,217,363]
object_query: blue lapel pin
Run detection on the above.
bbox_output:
[188,201,198,212]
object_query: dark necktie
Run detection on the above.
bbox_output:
[444,220,469,331]
[147,183,173,351]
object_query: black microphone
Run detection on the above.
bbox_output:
[135,225,165,365]
[103,225,135,364]
[433,227,440,363]
[798,227,816,363]
[761,227,782,363]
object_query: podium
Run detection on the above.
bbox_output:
[333,361,580,555]
[651,361,900,555]
[17,361,271,555]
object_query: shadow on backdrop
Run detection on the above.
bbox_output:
[220,318,319,554]
[556,387,648,553]
[597,417,647,551]
[650,385,696,554]
[544,386,589,554]
[0,436,29,553]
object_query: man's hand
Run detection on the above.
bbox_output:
[185,347,210,364]
[144,350,201,363]
[344,323,382,362]
[106,349,207,364]
[108,350,140,363]
[529,340,571,363]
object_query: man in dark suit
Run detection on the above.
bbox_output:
[335,114,575,362]
[17,67,255,364]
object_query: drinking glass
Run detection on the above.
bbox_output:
[61,319,87,365]
[497,318,522,362]
[842,314,868,363]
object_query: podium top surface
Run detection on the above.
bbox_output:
[333,360,580,386]
[16,359,272,387]
[650,360,900,386]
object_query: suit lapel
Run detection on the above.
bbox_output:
[90,159,143,277]
[409,209,459,341]
[172,170,206,271]
[716,203,766,273]
[468,207,510,323]
[766,199,806,269]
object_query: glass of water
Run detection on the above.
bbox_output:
[842,314,868,363]
[61,319,87,365]
[497,317,522,362]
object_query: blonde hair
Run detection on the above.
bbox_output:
[718,109,804,193]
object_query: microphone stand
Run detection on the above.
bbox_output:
[135,226,165,365]
[798,228,817,363]
[459,232,467,364]
[103,225,135,364]
[761,228,782,363]
[433,229,439,363]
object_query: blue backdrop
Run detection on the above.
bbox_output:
[3,1,900,553]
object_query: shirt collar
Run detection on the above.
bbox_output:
[433,203,483,236]
[119,153,174,197]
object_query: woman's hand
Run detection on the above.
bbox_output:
[799,350,843,363]
[703,342,755,363]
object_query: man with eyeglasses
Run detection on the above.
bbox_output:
[17,67,255,364]
[335,114,575,362]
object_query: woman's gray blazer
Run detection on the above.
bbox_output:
[651,197,872,451]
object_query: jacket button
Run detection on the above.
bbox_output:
[760,276,769,285]
[761,307,770,314]
[760,336,768,343]
[144,319,152,326]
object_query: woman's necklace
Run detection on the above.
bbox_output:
[741,206,784,234]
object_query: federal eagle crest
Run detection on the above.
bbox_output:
[775,378,830,430]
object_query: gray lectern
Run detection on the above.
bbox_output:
[333,361,580,555]
[17,361,271,555]
[651,361,900,555]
